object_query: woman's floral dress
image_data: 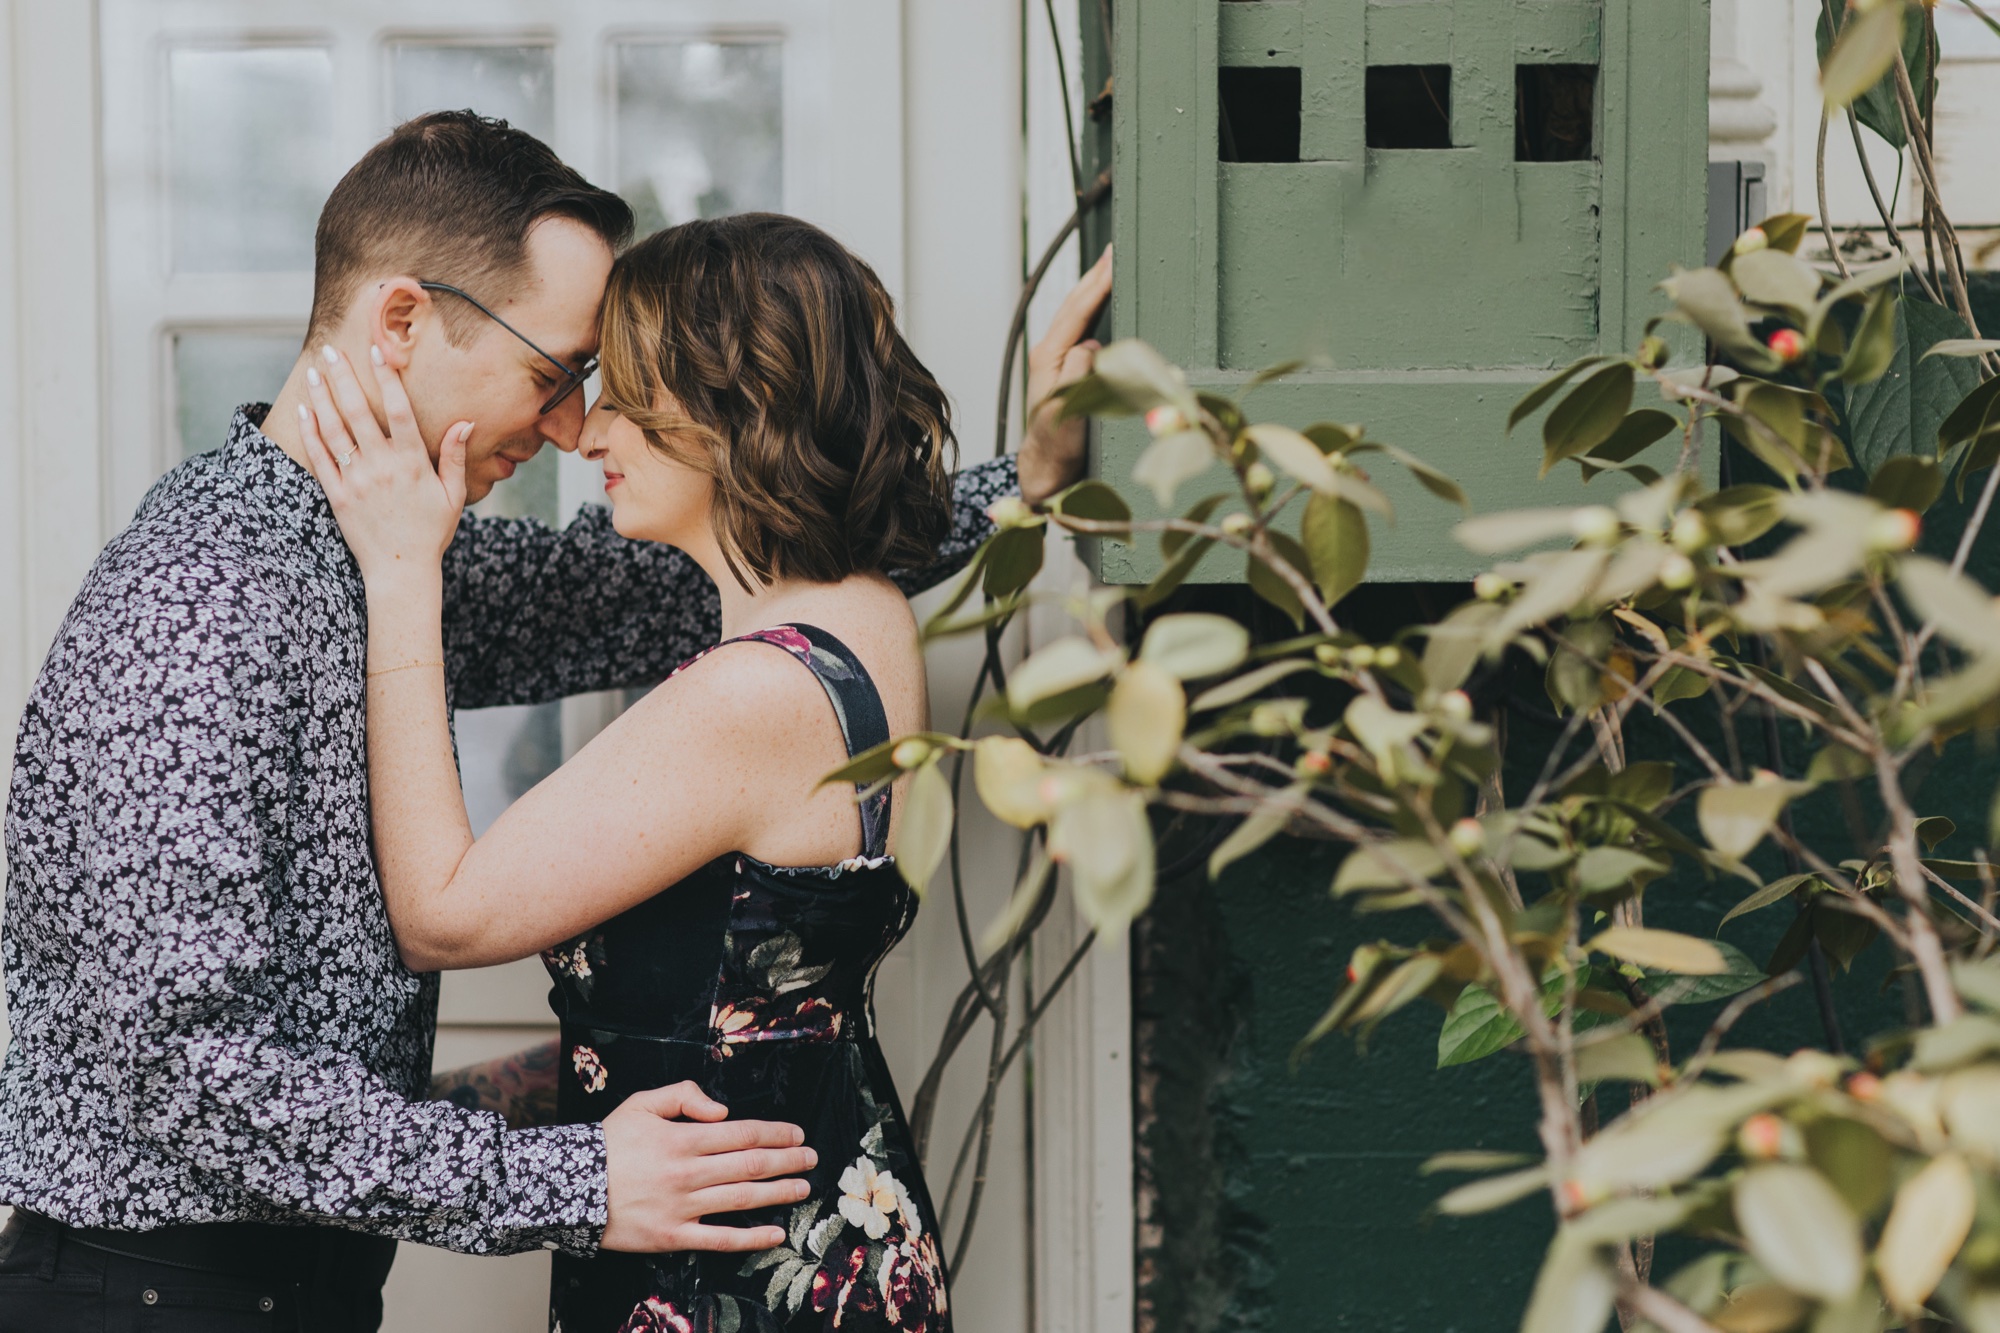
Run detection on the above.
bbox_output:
[543,625,950,1333]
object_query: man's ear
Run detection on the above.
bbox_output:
[369,277,430,370]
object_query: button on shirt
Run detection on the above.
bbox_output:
[0,407,1012,1254]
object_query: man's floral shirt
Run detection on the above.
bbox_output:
[0,408,1011,1253]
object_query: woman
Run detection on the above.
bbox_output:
[298,214,1100,1333]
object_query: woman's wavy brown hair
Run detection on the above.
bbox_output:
[598,213,955,590]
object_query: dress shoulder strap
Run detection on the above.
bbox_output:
[705,624,893,861]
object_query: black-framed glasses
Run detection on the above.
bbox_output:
[418,281,598,415]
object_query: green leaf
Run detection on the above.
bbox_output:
[1434,1165,1553,1217]
[1209,803,1295,880]
[1421,1151,1538,1175]
[1817,0,1927,145]
[1132,429,1218,508]
[1698,780,1810,861]
[1659,266,1769,363]
[1107,661,1185,785]
[1577,410,1678,481]
[1734,1163,1865,1302]
[895,760,954,895]
[1454,507,1578,555]
[1803,1117,1895,1219]
[1542,363,1636,473]
[1190,659,1317,712]
[1509,355,1609,432]
[1838,287,1900,386]
[1136,535,1217,610]
[1139,613,1250,680]
[1820,0,1908,115]
[1574,847,1666,895]
[1163,495,1228,558]
[1720,873,1819,929]
[979,848,1055,953]
[1636,938,1768,1005]
[1048,478,1132,525]
[819,732,963,788]
[1049,784,1156,936]
[1301,494,1370,606]
[1006,636,1122,712]
[1757,213,1814,256]
[1092,339,1197,416]
[1246,531,1310,630]
[1899,556,2000,656]
[1376,442,1468,508]
[1876,1153,1974,1313]
[1245,422,1341,494]
[1923,339,2000,360]
[1652,665,1713,707]
[1940,373,2000,455]
[1866,454,1943,513]
[982,525,1046,598]
[1693,484,1785,546]
[1837,297,1982,477]
[1334,839,1446,896]
[1521,1236,1617,1333]
[1575,1033,1662,1086]
[1733,249,1825,315]
[1588,927,1727,975]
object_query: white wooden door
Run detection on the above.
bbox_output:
[92,5,902,1329]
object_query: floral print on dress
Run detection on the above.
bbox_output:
[745,1115,948,1333]
[615,1297,695,1333]
[544,626,946,1331]
[572,1046,608,1095]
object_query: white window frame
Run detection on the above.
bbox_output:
[96,0,904,524]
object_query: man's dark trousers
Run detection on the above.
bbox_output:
[0,1208,397,1332]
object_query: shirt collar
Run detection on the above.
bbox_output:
[220,404,354,574]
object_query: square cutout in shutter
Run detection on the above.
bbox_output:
[1218,66,1301,163]
[1516,65,1598,161]
[1365,65,1452,150]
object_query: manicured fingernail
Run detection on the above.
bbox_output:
[297,404,310,423]
[461,423,476,442]
[306,367,322,388]
[370,345,385,367]
[321,344,339,365]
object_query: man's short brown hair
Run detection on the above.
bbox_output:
[598,213,955,591]
[307,111,634,346]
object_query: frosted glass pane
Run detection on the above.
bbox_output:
[173,330,304,458]
[615,41,782,235]
[472,449,561,525]
[457,702,563,836]
[389,44,555,140]
[169,47,334,273]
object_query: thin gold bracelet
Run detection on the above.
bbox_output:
[368,660,445,679]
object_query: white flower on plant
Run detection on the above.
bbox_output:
[836,1156,915,1240]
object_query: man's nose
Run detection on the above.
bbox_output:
[539,390,589,452]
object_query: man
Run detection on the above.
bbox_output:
[0,112,1103,1331]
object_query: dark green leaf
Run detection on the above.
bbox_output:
[1824,2,1912,123]
[1247,535,1308,630]
[1837,297,1984,477]
[1578,410,1678,481]
[1817,0,1926,145]
[1838,287,1900,386]
[1940,374,2000,455]
[1720,873,1819,929]
[1636,938,1767,1004]
[1301,494,1370,606]
[1048,479,1132,525]
[1542,364,1636,472]
[1866,454,1944,513]
[1162,495,1227,558]
[1508,355,1609,433]
[982,525,1045,597]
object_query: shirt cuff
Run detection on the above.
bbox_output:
[500,1121,608,1257]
